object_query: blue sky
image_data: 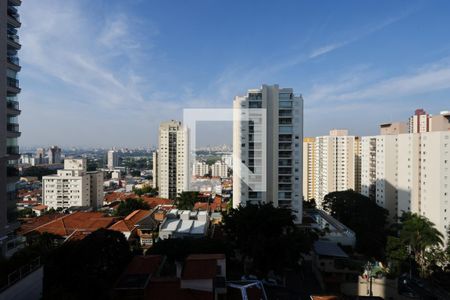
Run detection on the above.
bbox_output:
[19,0,450,148]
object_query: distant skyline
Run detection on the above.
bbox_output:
[19,0,450,148]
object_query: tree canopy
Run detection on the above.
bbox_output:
[386,212,445,277]
[322,190,389,259]
[114,198,149,217]
[175,191,199,210]
[22,166,56,180]
[223,203,316,277]
[43,229,132,299]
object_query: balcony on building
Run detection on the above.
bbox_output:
[7,166,19,177]
[7,26,21,49]
[7,55,20,71]
[7,5,21,28]
[8,0,22,7]
[7,77,20,93]
[6,96,20,115]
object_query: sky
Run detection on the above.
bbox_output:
[18,0,450,148]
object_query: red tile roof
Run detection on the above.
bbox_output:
[141,197,174,208]
[194,196,227,212]
[18,213,65,235]
[21,212,115,238]
[125,255,163,275]
[104,192,137,203]
[32,204,47,211]
[109,210,151,233]
[182,259,218,280]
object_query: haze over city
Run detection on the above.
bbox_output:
[19,0,450,148]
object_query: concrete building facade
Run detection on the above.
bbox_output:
[107,150,119,170]
[303,137,316,201]
[42,158,104,209]
[313,130,356,207]
[47,145,62,164]
[157,121,190,200]
[211,160,228,178]
[233,84,303,221]
[1,0,22,256]
[193,161,209,177]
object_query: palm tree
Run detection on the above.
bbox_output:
[400,213,444,276]
[175,192,199,210]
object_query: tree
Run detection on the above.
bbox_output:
[224,203,316,277]
[322,190,389,259]
[17,207,36,218]
[43,229,132,299]
[175,192,199,210]
[399,213,444,277]
[133,185,158,197]
[22,166,56,180]
[114,198,149,216]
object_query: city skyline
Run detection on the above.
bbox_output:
[19,0,450,148]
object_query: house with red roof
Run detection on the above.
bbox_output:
[18,211,116,242]
[114,253,226,300]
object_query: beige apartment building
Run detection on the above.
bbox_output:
[360,130,450,237]
[193,160,209,177]
[211,160,228,178]
[43,158,104,209]
[303,137,316,200]
[156,120,190,200]
[233,85,303,221]
[313,130,357,207]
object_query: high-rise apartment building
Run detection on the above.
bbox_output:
[360,129,450,238]
[233,85,303,221]
[152,151,158,188]
[48,145,62,164]
[193,161,209,177]
[380,122,408,135]
[430,111,450,132]
[360,135,398,220]
[303,137,316,201]
[211,160,228,178]
[1,0,22,256]
[409,108,431,133]
[107,149,119,170]
[42,158,104,209]
[35,147,46,165]
[313,130,357,207]
[157,120,189,199]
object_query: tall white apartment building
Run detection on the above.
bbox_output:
[157,120,190,199]
[233,84,303,221]
[42,158,104,209]
[314,130,357,207]
[48,145,62,164]
[193,161,209,177]
[360,135,398,220]
[107,150,119,170]
[409,109,431,133]
[303,137,316,201]
[211,160,228,178]
[360,130,450,238]
[152,151,158,188]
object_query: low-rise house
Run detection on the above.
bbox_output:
[32,205,47,216]
[18,211,116,242]
[114,253,226,300]
[159,209,209,240]
[109,210,152,240]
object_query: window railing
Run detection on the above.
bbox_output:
[7,77,19,89]
[7,8,20,23]
[7,100,19,110]
[7,146,19,155]
[7,123,19,132]
[7,166,19,177]
[7,34,19,44]
[7,56,19,66]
